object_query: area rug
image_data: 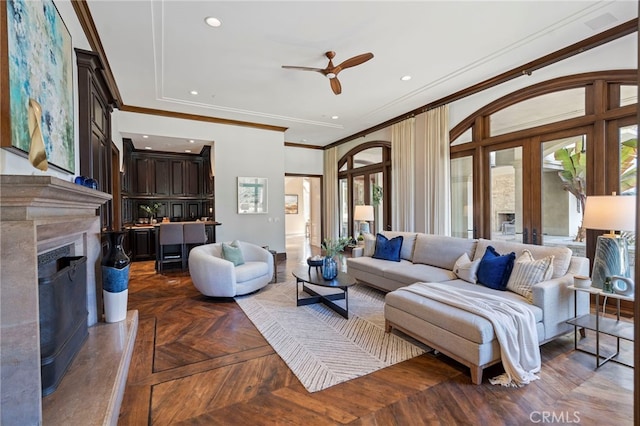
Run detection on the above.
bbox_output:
[235,280,427,392]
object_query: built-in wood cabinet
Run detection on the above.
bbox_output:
[121,140,214,225]
[130,227,156,261]
[76,49,117,231]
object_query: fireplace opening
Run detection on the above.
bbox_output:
[38,253,88,396]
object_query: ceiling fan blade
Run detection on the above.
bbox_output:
[281,65,325,73]
[330,77,342,95]
[336,53,374,72]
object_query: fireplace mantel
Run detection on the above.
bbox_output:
[0,175,136,425]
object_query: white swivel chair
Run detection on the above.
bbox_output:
[188,241,273,297]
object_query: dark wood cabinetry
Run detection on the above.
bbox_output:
[121,140,215,261]
[130,227,156,261]
[76,49,118,231]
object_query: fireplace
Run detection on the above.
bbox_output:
[38,253,88,396]
[0,175,125,425]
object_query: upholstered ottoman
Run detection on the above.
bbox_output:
[384,282,543,385]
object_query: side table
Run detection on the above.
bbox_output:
[566,285,634,369]
[262,246,278,283]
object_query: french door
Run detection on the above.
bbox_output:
[485,127,592,247]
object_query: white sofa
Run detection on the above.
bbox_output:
[189,241,274,297]
[346,231,590,384]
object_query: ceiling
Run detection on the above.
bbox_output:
[86,1,638,153]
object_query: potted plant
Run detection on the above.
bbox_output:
[139,203,162,223]
[320,236,351,279]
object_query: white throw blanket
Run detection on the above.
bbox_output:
[402,282,540,387]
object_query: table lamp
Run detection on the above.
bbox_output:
[354,205,374,239]
[581,194,636,289]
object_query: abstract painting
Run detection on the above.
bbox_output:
[6,0,74,172]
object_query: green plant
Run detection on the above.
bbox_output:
[554,143,586,241]
[139,202,162,217]
[372,184,383,207]
[321,236,352,257]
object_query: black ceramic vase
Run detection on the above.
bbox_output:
[101,231,130,322]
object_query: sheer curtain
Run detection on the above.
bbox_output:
[391,117,415,231]
[420,105,451,235]
[323,146,339,239]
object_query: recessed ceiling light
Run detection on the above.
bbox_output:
[204,16,221,27]
[401,75,412,81]
[331,115,339,120]
[142,135,149,138]
[189,139,195,143]
[144,146,152,150]
[190,90,198,95]
[185,149,192,153]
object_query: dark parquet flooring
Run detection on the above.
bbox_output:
[119,240,634,425]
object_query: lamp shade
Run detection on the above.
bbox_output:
[354,205,374,221]
[582,195,636,232]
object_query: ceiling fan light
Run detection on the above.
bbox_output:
[326,72,336,79]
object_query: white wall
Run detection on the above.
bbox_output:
[0,0,91,179]
[284,146,323,175]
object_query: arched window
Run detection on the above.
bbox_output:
[338,142,391,239]
[449,70,637,267]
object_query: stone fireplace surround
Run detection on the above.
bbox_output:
[0,175,138,425]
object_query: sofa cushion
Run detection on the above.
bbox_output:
[476,246,515,290]
[222,241,245,266]
[473,239,572,279]
[383,263,457,286]
[347,256,404,275]
[381,231,418,261]
[373,233,403,262]
[412,234,478,270]
[506,250,554,302]
[235,261,269,283]
[453,253,481,284]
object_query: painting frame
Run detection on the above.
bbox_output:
[2,0,75,173]
[285,194,298,214]
[237,177,268,214]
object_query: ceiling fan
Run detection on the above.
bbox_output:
[282,51,374,95]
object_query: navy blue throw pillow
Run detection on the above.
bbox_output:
[476,246,516,290]
[372,233,403,262]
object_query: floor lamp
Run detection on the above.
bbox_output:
[581,194,636,290]
[354,205,374,240]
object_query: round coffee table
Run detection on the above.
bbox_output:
[292,268,357,318]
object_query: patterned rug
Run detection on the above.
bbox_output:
[235,279,428,392]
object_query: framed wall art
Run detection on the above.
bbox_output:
[285,194,298,214]
[238,177,268,214]
[2,0,75,173]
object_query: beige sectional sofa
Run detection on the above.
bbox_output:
[346,231,590,384]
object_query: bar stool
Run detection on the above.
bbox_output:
[158,223,184,272]
[182,222,207,269]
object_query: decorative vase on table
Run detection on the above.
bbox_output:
[101,231,130,323]
[322,256,338,280]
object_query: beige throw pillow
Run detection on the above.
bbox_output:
[453,253,481,284]
[506,249,554,302]
[363,233,376,257]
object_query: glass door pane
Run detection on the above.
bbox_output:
[451,156,473,239]
[339,178,348,238]
[490,147,523,242]
[541,135,586,248]
[353,175,365,237]
[369,172,383,234]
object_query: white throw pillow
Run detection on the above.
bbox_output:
[453,253,480,284]
[363,233,376,257]
[506,249,554,302]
